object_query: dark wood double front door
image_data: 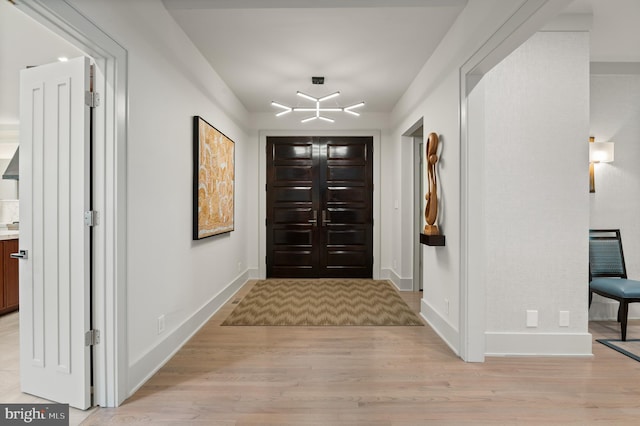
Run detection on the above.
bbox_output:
[266,136,373,278]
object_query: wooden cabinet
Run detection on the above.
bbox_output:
[0,239,19,315]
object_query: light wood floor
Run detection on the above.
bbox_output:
[3,280,640,425]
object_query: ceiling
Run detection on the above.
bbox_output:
[164,0,467,113]
[1,0,639,126]
[564,0,640,62]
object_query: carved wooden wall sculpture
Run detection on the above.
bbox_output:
[423,132,440,235]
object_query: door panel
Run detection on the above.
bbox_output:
[19,56,92,409]
[273,207,314,224]
[327,167,366,181]
[275,166,313,181]
[326,229,366,245]
[273,229,313,245]
[267,137,319,277]
[327,187,366,202]
[267,136,373,278]
[272,186,313,202]
[320,138,373,277]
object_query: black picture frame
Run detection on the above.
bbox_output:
[192,116,235,240]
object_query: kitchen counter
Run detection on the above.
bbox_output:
[0,230,19,241]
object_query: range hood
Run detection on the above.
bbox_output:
[2,148,19,180]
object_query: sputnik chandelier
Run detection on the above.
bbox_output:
[271,77,364,123]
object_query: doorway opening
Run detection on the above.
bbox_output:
[403,119,424,292]
[259,130,382,280]
[266,136,374,278]
[11,0,128,407]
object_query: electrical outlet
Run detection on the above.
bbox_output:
[237,261,242,272]
[559,311,570,327]
[158,315,165,334]
[444,299,449,315]
[526,310,538,328]
[393,259,397,269]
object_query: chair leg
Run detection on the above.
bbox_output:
[589,291,593,308]
[620,301,629,341]
[618,303,622,323]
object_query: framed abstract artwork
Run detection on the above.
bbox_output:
[193,116,235,239]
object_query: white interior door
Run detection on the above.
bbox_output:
[18,56,92,409]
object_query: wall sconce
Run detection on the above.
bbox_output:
[589,136,614,193]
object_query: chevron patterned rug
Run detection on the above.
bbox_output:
[222,279,423,326]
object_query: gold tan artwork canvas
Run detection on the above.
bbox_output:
[193,116,234,239]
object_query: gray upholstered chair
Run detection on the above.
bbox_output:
[589,229,640,341]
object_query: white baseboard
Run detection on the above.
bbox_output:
[380,268,413,291]
[485,331,593,357]
[421,298,460,356]
[127,270,249,396]
[247,267,260,280]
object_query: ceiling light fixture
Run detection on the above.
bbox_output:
[271,101,292,116]
[272,90,365,123]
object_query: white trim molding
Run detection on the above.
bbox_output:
[381,268,413,291]
[421,299,459,356]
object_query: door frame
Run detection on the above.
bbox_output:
[16,0,128,406]
[259,130,381,280]
[412,135,424,292]
[401,119,424,293]
[265,136,374,278]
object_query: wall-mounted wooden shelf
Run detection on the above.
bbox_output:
[420,233,445,246]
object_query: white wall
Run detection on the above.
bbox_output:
[419,73,462,346]
[390,0,526,319]
[482,31,591,355]
[589,71,640,319]
[408,73,461,341]
[389,0,573,355]
[0,159,18,201]
[69,0,253,396]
